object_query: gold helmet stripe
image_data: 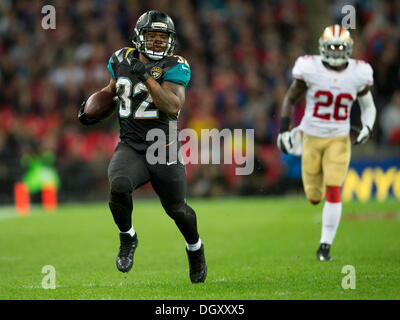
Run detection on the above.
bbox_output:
[321,25,352,42]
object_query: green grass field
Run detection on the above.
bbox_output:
[0,197,399,300]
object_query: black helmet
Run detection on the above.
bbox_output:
[132,10,176,61]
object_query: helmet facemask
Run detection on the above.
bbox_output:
[134,28,176,61]
[319,40,353,67]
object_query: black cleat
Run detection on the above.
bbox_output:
[186,243,207,283]
[116,233,138,273]
[317,243,333,261]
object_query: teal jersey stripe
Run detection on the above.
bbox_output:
[163,63,191,88]
[107,57,116,80]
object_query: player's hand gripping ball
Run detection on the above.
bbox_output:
[78,91,118,125]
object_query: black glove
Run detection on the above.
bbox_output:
[129,58,150,82]
[78,101,100,126]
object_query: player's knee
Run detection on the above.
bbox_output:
[110,176,132,194]
[325,185,341,203]
[305,188,322,205]
[164,202,185,219]
[164,202,194,221]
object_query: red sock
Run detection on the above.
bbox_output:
[325,186,341,203]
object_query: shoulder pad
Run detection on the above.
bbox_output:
[160,54,190,70]
[110,47,137,64]
[355,60,374,86]
[172,55,190,67]
[161,55,191,88]
[108,47,138,79]
[292,55,316,80]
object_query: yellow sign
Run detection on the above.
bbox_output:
[342,167,400,202]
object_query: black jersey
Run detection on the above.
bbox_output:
[107,47,191,151]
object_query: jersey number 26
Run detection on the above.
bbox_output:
[313,90,353,121]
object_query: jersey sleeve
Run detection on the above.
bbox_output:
[292,56,306,80]
[162,57,191,88]
[107,48,132,80]
[357,61,374,91]
[107,55,117,80]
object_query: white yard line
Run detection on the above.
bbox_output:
[0,206,44,221]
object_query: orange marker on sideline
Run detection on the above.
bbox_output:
[14,182,30,216]
[42,184,58,212]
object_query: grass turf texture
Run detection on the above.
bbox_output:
[0,197,399,300]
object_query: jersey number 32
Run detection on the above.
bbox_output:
[116,78,158,119]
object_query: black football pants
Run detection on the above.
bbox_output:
[108,141,199,244]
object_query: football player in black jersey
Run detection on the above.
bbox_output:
[78,10,206,283]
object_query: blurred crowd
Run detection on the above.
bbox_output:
[0,0,399,202]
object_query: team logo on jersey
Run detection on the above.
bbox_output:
[150,66,163,79]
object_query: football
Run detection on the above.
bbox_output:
[84,90,118,120]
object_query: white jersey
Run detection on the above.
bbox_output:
[292,55,373,138]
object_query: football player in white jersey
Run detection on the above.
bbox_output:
[277,25,376,261]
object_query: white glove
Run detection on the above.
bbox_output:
[277,131,292,154]
[355,125,372,145]
[277,127,302,156]
[289,127,302,156]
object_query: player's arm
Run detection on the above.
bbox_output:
[78,78,117,125]
[144,78,185,115]
[129,58,185,116]
[277,79,307,153]
[280,79,307,128]
[354,85,376,144]
[101,78,117,94]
